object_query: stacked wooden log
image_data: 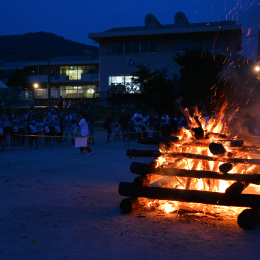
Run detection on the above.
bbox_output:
[119,141,260,230]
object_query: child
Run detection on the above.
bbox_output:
[12,119,20,150]
[134,117,143,140]
[43,121,52,147]
[114,122,121,140]
[71,119,78,145]
[55,120,62,146]
[28,119,39,149]
[0,120,5,152]
[147,125,154,139]
[88,120,95,144]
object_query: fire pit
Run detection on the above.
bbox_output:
[118,105,260,230]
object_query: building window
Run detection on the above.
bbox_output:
[173,39,182,51]
[133,40,140,53]
[109,40,157,55]
[173,37,221,52]
[141,40,149,53]
[60,85,96,98]
[125,41,132,54]
[109,75,141,94]
[60,66,87,80]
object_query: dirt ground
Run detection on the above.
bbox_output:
[1,129,260,260]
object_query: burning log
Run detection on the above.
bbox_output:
[127,149,161,158]
[209,102,228,133]
[133,176,152,188]
[130,162,260,184]
[130,162,152,175]
[225,182,249,197]
[118,182,260,209]
[209,143,226,155]
[223,107,240,135]
[219,163,233,174]
[127,149,260,165]
[191,127,204,140]
[237,209,259,230]
[205,132,229,139]
[120,197,140,214]
[138,136,179,145]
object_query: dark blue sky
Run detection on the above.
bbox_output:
[1,0,259,60]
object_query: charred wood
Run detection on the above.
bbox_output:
[133,176,152,188]
[127,149,260,165]
[138,136,179,145]
[209,143,226,155]
[126,149,161,158]
[237,209,259,230]
[130,162,260,184]
[225,182,249,197]
[130,162,152,175]
[219,163,233,174]
[118,182,260,209]
[205,132,229,139]
[120,197,140,214]
[191,127,204,140]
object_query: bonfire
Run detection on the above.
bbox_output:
[119,103,260,229]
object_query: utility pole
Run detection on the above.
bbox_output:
[47,52,51,107]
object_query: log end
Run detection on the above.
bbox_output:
[120,197,139,214]
[237,209,259,230]
[209,143,226,155]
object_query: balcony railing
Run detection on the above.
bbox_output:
[27,73,99,83]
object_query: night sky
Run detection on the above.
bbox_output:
[1,0,259,60]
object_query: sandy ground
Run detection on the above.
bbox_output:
[1,129,260,260]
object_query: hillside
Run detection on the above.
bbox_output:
[0,32,99,61]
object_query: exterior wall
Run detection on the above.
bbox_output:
[98,31,241,92]
[89,12,242,93]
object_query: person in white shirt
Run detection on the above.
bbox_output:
[78,113,92,155]
[0,120,4,152]
[28,119,39,149]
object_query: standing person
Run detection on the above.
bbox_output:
[104,113,114,142]
[12,119,20,150]
[114,122,121,140]
[54,120,62,146]
[17,109,26,146]
[43,122,51,147]
[0,120,5,152]
[28,119,39,149]
[134,117,143,140]
[3,108,13,147]
[71,119,78,145]
[119,109,131,142]
[88,119,95,144]
[78,112,92,155]
[63,110,72,142]
[58,96,63,109]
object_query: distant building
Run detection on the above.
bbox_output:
[257,30,260,62]
[0,53,99,103]
[0,12,243,105]
[89,12,242,93]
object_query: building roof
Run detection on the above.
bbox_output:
[0,56,99,70]
[0,80,8,89]
[89,12,242,41]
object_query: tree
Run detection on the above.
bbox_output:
[6,68,29,89]
[173,48,228,111]
[132,64,175,113]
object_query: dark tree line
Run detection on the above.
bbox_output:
[132,48,229,114]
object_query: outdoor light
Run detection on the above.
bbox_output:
[256,66,260,72]
[33,83,39,88]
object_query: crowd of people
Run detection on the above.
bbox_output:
[103,107,183,142]
[0,105,187,154]
[0,106,81,152]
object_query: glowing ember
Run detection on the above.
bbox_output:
[149,104,260,218]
